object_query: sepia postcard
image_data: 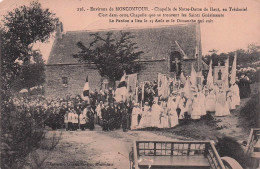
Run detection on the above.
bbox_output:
[0,0,259,168]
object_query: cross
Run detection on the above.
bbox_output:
[172,58,181,75]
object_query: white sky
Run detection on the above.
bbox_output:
[0,0,259,61]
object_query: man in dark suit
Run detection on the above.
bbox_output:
[120,101,128,132]
[101,102,109,131]
[107,102,115,130]
[86,104,95,130]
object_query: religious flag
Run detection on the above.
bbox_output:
[230,52,237,85]
[223,57,229,91]
[207,59,214,89]
[196,70,203,85]
[127,73,138,101]
[158,73,167,97]
[115,72,127,102]
[158,73,163,96]
[190,64,197,85]
[164,76,170,97]
[82,76,90,101]
[141,82,145,102]
[135,85,138,102]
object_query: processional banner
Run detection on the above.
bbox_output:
[126,73,138,101]
[158,73,168,98]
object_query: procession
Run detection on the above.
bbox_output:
[66,51,245,131]
[11,52,250,134]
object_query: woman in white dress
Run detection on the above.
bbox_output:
[215,89,230,116]
[131,103,141,130]
[227,90,235,110]
[230,83,240,106]
[205,90,216,112]
[197,90,206,116]
[151,100,162,128]
[185,98,193,117]
[159,101,169,128]
[223,93,231,116]
[168,97,179,128]
[191,93,201,120]
[138,102,151,128]
[178,97,185,120]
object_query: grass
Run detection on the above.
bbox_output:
[144,113,221,140]
[165,114,221,140]
[239,91,260,131]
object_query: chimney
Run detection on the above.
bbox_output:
[55,21,63,39]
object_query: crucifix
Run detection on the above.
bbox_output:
[172,58,181,75]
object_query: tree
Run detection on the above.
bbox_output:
[1,2,59,168]
[247,43,260,54]
[11,50,46,93]
[73,31,143,88]
[1,1,58,90]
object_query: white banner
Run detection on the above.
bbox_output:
[126,73,138,101]
[158,73,168,98]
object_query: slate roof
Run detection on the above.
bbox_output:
[47,23,201,65]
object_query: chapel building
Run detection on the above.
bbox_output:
[45,23,208,98]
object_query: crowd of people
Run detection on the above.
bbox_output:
[9,72,251,132]
[129,79,242,129]
[10,91,136,132]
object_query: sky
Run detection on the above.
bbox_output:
[0,0,259,61]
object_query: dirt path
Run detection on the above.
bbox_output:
[43,126,183,169]
[214,97,251,141]
[214,84,259,141]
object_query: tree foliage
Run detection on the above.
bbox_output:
[73,31,143,86]
[2,1,58,45]
[203,43,260,66]
[1,1,59,168]
[1,1,58,90]
[12,50,46,92]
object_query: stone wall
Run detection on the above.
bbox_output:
[138,60,168,82]
[44,59,197,98]
[44,64,101,98]
[182,59,197,76]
